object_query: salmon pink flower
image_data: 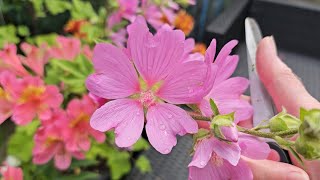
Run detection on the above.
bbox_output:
[188,132,270,180]
[86,16,216,154]
[0,71,63,125]
[33,125,84,170]
[48,36,81,61]
[0,86,13,125]
[64,95,106,151]
[0,44,29,77]
[110,28,127,47]
[0,164,23,180]
[82,45,93,60]
[199,40,253,123]
[20,42,49,77]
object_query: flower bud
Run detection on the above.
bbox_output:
[299,109,320,139]
[210,113,238,142]
[295,135,320,160]
[269,109,301,132]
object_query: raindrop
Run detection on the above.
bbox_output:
[165,148,170,153]
[136,111,140,116]
[159,124,166,130]
[168,114,173,119]
[200,161,206,166]
[188,89,194,93]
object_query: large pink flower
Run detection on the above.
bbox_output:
[188,130,270,180]
[33,125,84,170]
[0,71,63,125]
[48,36,81,61]
[20,42,49,77]
[86,16,215,154]
[0,44,29,77]
[64,95,106,151]
[199,40,253,123]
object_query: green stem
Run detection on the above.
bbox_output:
[190,114,211,121]
[238,126,298,139]
[251,125,270,131]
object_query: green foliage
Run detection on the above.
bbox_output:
[7,120,40,163]
[70,0,98,22]
[17,26,31,37]
[45,55,93,95]
[132,138,150,152]
[209,99,219,116]
[26,33,58,46]
[0,25,19,48]
[135,155,151,173]
[45,0,72,15]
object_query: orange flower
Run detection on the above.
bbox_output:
[174,10,194,36]
[64,19,88,38]
[193,43,207,55]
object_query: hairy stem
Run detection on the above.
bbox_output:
[190,114,211,121]
[251,125,270,131]
[238,126,298,139]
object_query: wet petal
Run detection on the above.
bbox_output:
[90,99,144,147]
[146,103,198,154]
[212,138,241,166]
[188,138,215,168]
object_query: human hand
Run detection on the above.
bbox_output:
[241,36,320,180]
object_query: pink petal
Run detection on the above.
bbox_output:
[220,123,238,142]
[204,39,216,63]
[209,77,249,100]
[238,133,271,160]
[198,99,212,117]
[90,129,106,143]
[215,99,253,123]
[90,99,144,147]
[33,144,57,164]
[184,38,195,54]
[86,43,139,99]
[189,162,228,180]
[54,153,72,170]
[42,85,63,108]
[127,16,185,85]
[12,103,37,125]
[214,55,239,84]
[72,151,85,160]
[188,138,215,168]
[146,103,198,154]
[158,61,217,104]
[2,166,23,180]
[212,138,241,166]
[214,40,238,66]
[226,159,253,180]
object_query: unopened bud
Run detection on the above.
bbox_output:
[210,113,238,142]
[269,109,301,132]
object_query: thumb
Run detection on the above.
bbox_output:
[243,157,309,180]
[256,36,320,116]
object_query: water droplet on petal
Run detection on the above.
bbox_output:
[136,111,140,116]
[159,124,166,130]
[165,148,170,153]
[168,114,173,119]
[188,89,194,93]
[200,160,206,166]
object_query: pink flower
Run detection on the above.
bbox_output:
[198,40,253,123]
[0,86,13,125]
[0,44,29,77]
[33,125,84,170]
[89,93,108,108]
[64,95,106,151]
[86,16,215,154]
[20,43,49,77]
[82,45,93,60]
[110,28,127,47]
[0,71,63,125]
[183,38,205,62]
[188,131,270,180]
[0,164,23,180]
[48,36,81,61]
[107,0,139,28]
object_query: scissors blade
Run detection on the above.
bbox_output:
[245,18,276,127]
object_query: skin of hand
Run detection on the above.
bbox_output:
[197,36,320,180]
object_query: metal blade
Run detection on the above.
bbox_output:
[245,18,276,127]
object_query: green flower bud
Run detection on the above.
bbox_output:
[295,135,320,160]
[269,109,301,132]
[299,108,320,139]
[210,113,237,142]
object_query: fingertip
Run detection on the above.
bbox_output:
[267,149,281,162]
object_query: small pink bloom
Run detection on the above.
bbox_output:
[64,95,106,151]
[0,72,16,124]
[89,93,108,108]
[20,43,49,77]
[183,38,204,62]
[33,125,84,170]
[107,0,139,28]
[188,133,270,180]
[48,36,81,61]
[82,45,93,60]
[198,39,253,123]
[1,72,63,125]
[0,44,29,77]
[86,16,215,154]
[0,164,23,180]
[110,28,127,47]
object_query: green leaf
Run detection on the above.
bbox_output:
[108,151,131,180]
[27,33,58,46]
[57,172,100,180]
[7,120,40,162]
[31,0,45,17]
[211,113,234,128]
[209,99,220,116]
[69,159,98,169]
[45,0,71,15]
[135,155,151,173]
[0,25,19,48]
[51,59,85,78]
[71,0,98,21]
[288,146,304,167]
[132,138,150,152]
[17,26,30,37]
